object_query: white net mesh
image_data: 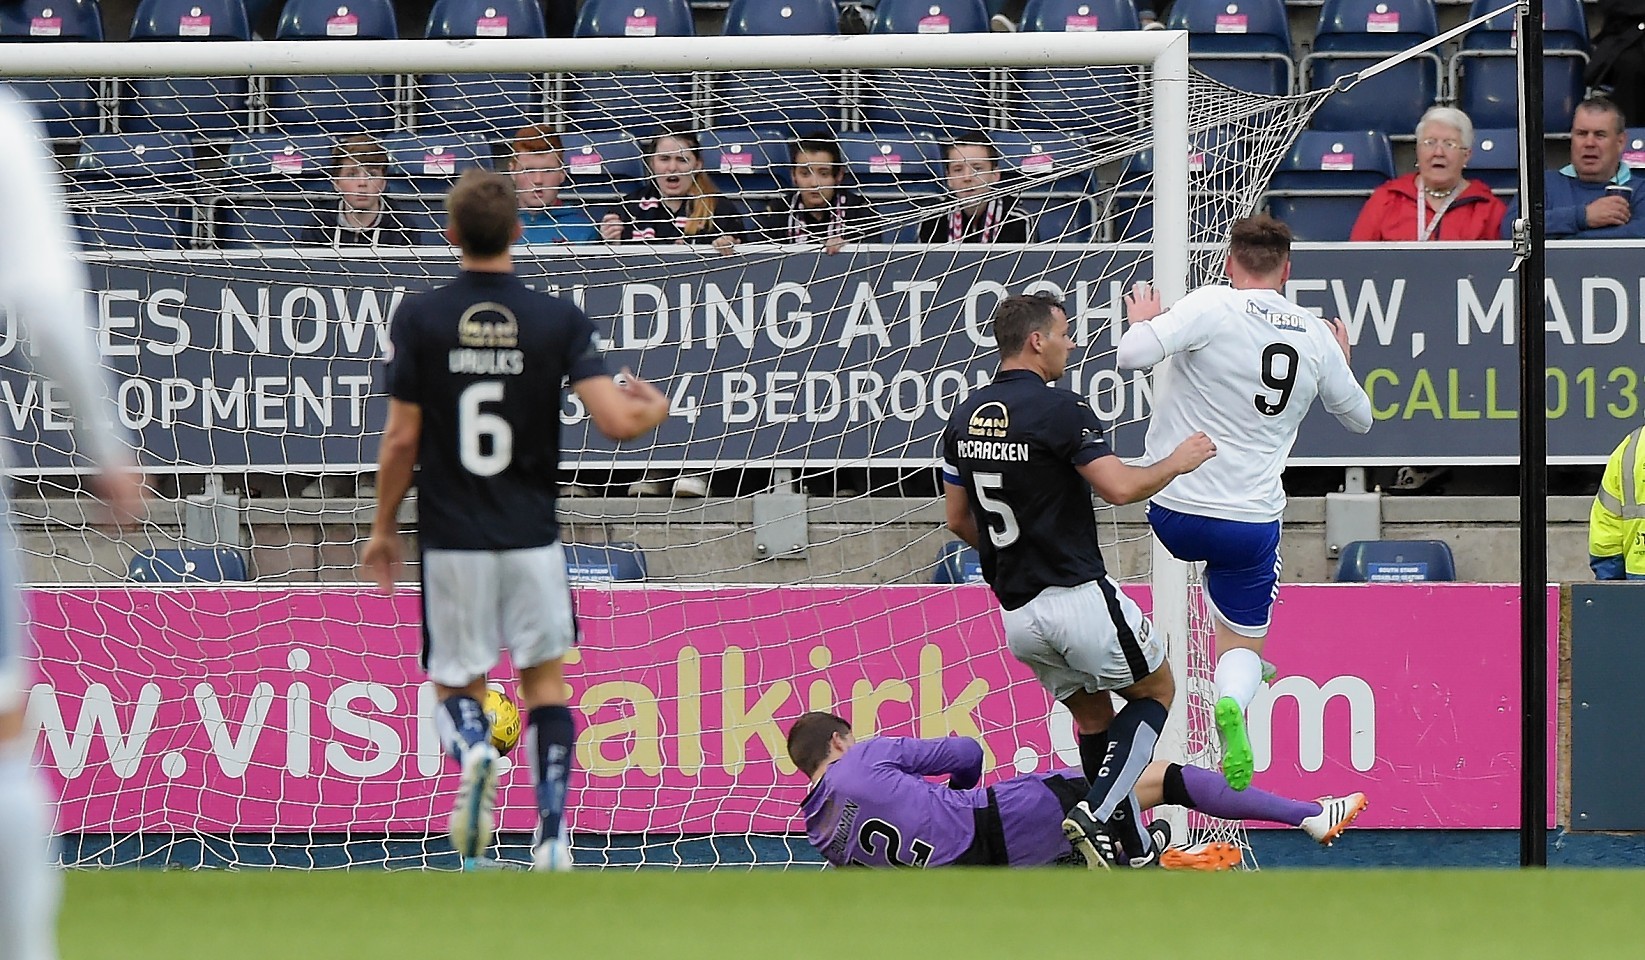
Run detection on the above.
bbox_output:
[1,34,1328,868]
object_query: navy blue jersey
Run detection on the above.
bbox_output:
[384,270,607,550]
[941,369,1115,610]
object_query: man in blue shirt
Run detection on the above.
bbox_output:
[1503,97,1645,240]
[510,126,599,245]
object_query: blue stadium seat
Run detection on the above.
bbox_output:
[70,133,195,249]
[127,548,252,583]
[0,0,105,140]
[1015,0,1142,138]
[717,0,840,132]
[1265,129,1394,241]
[567,0,693,137]
[222,133,336,192]
[559,130,647,199]
[840,128,941,241]
[213,195,324,248]
[991,129,1099,242]
[423,0,547,138]
[1466,127,1519,192]
[1335,540,1456,583]
[384,134,490,191]
[933,541,984,585]
[701,128,791,196]
[1108,126,1245,242]
[563,542,648,583]
[1625,128,1645,172]
[268,0,398,134]
[1451,0,1587,133]
[1302,0,1440,134]
[866,0,991,133]
[126,0,251,137]
[1167,0,1293,96]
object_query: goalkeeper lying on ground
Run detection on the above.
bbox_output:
[786,712,1365,869]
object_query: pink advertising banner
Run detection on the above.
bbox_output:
[22,583,1557,834]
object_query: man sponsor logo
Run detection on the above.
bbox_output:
[967,401,1009,439]
[457,302,520,348]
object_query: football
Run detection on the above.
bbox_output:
[483,687,522,756]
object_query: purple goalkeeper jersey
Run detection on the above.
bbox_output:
[800,736,1082,868]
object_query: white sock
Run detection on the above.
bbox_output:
[0,753,60,960]
[1213,648,1264,712]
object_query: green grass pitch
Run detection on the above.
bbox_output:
[61,869,1642,959]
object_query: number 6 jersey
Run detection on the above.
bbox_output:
[941,369,1117,611]
[384,270,608,550]
[1135,285,1371,524]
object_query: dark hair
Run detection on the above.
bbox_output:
[991,293,1066,359]
[1228,214,1292,276]
[646,129,720,236]
[1576,96,1628,133]
[945,130,1001,165]
[786,712,851,777]
[332,133,388,176]
[791,136,843,168]
[445,168,517,257]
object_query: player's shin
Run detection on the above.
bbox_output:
[1165,763,1317,826]
[1083,698,1167,820]
[435,695,492,764]
[527,704,576,846]
[1076,732,1109,782]
[1212,647,1264,712]
[0,750,60,960]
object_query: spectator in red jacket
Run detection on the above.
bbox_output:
[1349,107,1507,242]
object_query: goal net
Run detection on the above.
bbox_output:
[2,29,1325,869]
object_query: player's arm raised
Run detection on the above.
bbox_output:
[1078,432,1218,505]
[574,366,669,441]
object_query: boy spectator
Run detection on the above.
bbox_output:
[304,134,411,248]
[758,137,875,253]
[510,126,600,244]
[919,133,1031,244]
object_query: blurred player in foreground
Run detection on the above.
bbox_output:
[787,713,1366,869]
[0,89,143,960]
[941,293,1216,868]
[362,169,668,871]
[1117,216,1372,791]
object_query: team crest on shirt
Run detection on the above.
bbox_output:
[967,401,1009,439]
[457,302,520,348]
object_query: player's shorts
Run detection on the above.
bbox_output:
[420,541,577,688]
[1000,577,1165,700]
[951,770,1088,868]
[1148,503,1281,638]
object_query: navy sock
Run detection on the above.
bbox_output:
[1077,731,1109,784]
[529,704,577,844]
[1082,697,1168,823]
[437,695,490,764]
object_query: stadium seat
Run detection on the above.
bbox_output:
[126,0,251,137]
[701,128,791,196]
[213,195,324,248]
[566,0,693,137]
[422,0,547,138]
[865,0,992,133]
[559,130,648,199]
[268,0,399,134]
[1335,540,1456,583]
[1625,128,1645,171]
[221,133,336,192]
[1015,0,1142,138]
[1466,127,1519,192]
[840,128,941,241]
[71,132,196,249]
[1265,129,1394,241]
[933,541,985,585]
[991,129,1099,242]
[1166,0,1293,96]
[127,548,252,583]
[0,0,105,140]
[1302,0,1440,134]
[384,134,490,191]
[1108,126,1245,242]
[1450,0,1587,133]
[563,542,648,583]
[716,0,841,132]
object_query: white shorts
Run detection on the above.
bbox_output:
[1000,577,1165,702]
[421,541,577,688]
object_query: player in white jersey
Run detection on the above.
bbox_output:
[0,89,143,960]
[1116,215,1372,791]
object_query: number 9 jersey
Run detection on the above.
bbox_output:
[1141,285,1370,524]
[940,369,1117,611]
[384,271,609,550]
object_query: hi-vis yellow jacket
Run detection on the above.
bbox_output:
[1590,424,1645,580]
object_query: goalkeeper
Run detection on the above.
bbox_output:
[786,712,1365,869]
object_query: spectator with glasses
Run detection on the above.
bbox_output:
[1350,107,1507,242]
